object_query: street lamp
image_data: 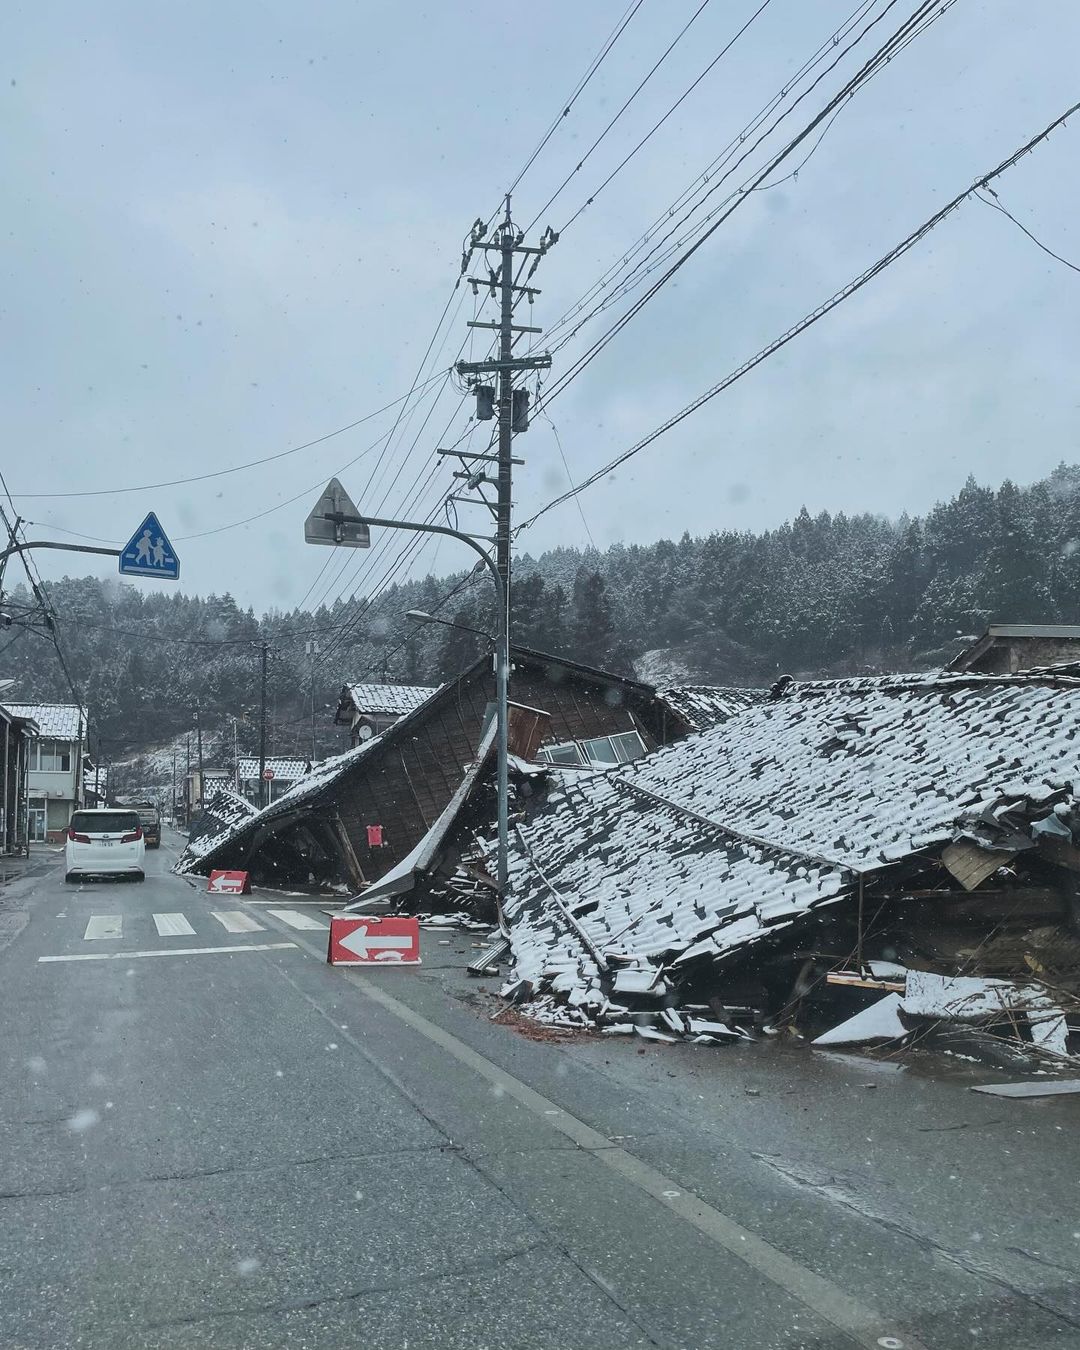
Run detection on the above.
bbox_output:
[405,609,494,641]
[305,480,511,903]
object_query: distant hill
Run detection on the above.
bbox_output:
[3,464,1079,760]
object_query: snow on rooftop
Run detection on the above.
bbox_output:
[656,685,761,732]
[343,683,436,717]
[506,671,1080,1011]
[236,757,310,781]
[3,702,84,740]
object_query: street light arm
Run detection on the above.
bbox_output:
[0,540,121,565]
[323,512,501,598]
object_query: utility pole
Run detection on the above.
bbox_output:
[451,200,555,901]
[455,199,554,605]
[305,639,319,763]
[194,705,204,811]
[171,743,177,825]
[258,641,269,809]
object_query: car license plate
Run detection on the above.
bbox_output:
[100,840,112,847]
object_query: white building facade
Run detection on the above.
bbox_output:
[4,703,85,842]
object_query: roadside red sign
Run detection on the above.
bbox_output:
[208,869,251,895]
[262,767,275,781]
[328,915,421,967]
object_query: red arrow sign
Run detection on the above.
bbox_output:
[328,915,421,966]
[208,869,251,895]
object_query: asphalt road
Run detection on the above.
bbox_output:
[1,834,1079,1349]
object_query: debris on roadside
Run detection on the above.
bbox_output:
[970,1079,1080,1099]
[812,994,907,1048]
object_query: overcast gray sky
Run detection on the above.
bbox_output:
[3,1,1078,613]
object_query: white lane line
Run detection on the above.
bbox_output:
[39,942,296,964]
[153,913,197,937]
[267,908,328,931]
[211,910,265,934]
[83,916,122,940]
[278,930,927,1350]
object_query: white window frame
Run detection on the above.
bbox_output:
[537,729,646,769]
[31,739,72,773]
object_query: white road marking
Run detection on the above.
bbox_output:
[153,913,197,937]
[211,910,265,934]
[267,908,328,931]
[278,928,928,1350]
[83,916,121,940]
[39,942,296,964]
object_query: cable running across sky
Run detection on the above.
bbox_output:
[517,99,1080,532]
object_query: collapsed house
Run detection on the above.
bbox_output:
[176,648,731,895]
[501,670,1080,1056]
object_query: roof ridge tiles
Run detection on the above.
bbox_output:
[612,775,860,878]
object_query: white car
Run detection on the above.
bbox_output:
[65,809,146,883]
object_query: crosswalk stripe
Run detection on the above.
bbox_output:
[211,910,264,934]
[267,908,329,931]
[153,913,197,937]
[84,916,121,940]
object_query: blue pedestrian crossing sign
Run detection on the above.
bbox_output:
[119,512,181,581]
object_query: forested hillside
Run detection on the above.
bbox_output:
[4,465,1079,761]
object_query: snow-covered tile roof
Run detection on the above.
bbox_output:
[343,683,437,717]
[183,789,259,862]
[2,702,84,739]
[656,685,761,731]
[236,757,310,782]
[505,671,1080,1005]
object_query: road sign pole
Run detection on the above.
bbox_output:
[258,642,269,810]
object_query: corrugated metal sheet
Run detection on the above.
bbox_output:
[3,702,84,740]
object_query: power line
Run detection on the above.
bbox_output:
[526,0,715,233]
[559,0,775,233]
[300,390,474,622]
[537,0,949,409]
[171,423,397,541]
[541,0,939,383]
[518,98,1080,532]
[303,318,501,624]
[976,187,1080,276]
[530,0,887,357]
[540,405,596,548]
[6,369,450,501]
[302,287,499,621]
[506,0,648,198]
[0,628,28,659]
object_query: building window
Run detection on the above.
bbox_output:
[537,741,587,767]
[537,730,645,769]
[31,740,72,773]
